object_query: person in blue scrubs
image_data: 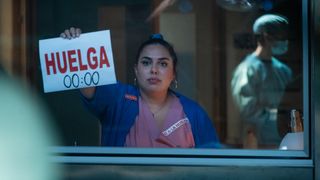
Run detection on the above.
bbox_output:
[61,28,220,148]
[231,14,292,148]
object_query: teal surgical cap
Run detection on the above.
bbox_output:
[253,14,289,35]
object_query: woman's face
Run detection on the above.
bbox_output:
[134,44,175,94]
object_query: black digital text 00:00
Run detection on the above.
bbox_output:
[63,71,100,88]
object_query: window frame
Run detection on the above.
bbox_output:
[51,0,312,167]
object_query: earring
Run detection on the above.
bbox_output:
[174,79,178,89]
[134,78,137,86]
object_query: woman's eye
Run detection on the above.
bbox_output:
[141,60,151,66]
[160,62,168,67]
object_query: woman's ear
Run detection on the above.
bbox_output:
[172,74,176,82]
[134,65,138,76]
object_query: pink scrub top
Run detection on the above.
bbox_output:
[125,95,195,148]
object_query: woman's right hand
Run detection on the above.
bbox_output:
[60,27,82,39]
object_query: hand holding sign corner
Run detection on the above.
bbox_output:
[39,29,117,93]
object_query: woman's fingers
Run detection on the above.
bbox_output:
[60,27,82,39]
[64,29,72,39]
[60,32,66,38]
[70,27,76,37]
[75,28,81,37]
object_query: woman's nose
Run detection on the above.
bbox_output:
[150,63,158,74]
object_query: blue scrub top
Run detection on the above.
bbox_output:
[81,83,220,148]
[231,54,292,143]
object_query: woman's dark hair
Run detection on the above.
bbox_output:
[135,34,178,75]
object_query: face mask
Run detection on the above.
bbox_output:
[271,40,288,55]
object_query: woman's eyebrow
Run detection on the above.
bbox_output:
[140,56,152,60]
[141,56,170,61]
[158,57,170,61]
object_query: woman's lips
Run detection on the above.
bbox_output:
[147,78,160,84]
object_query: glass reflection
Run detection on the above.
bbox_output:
[0,0,304,150]
[230,14,293,149]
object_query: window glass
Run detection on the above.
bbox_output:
[0,0,306,152]
[37,0,303,149]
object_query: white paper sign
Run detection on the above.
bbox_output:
[39,30,116,93]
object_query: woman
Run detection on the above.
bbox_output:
[61,28,219,148]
